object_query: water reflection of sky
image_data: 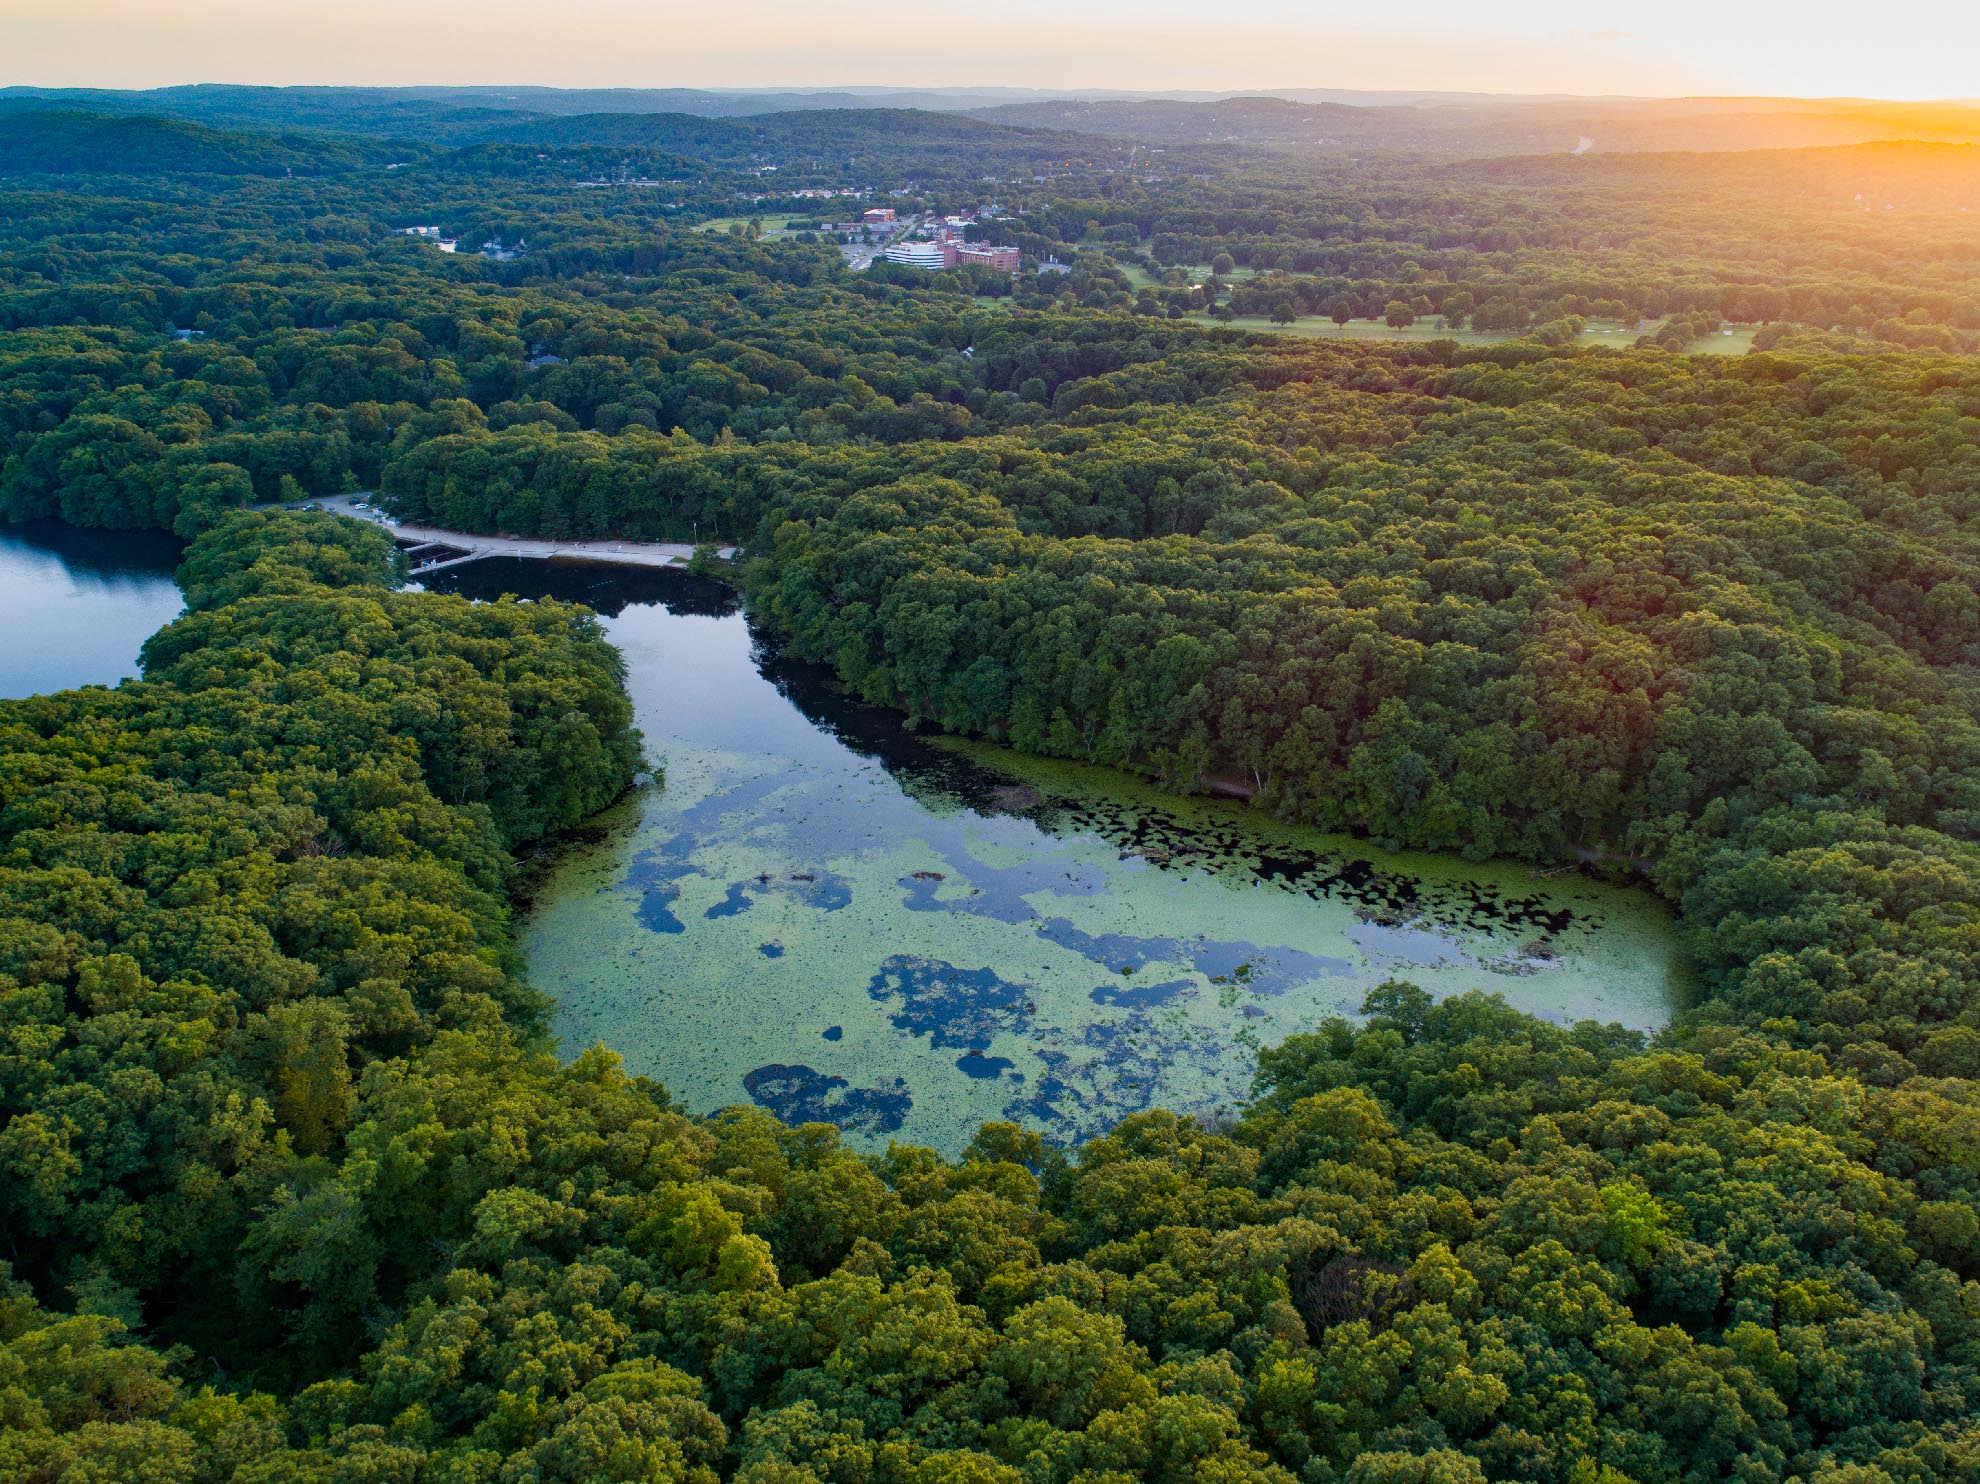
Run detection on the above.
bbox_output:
[0,522,184,699]
[432,559,1679,1155]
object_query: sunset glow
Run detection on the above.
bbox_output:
[6,0,1977,99]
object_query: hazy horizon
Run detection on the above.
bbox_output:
[8,81,1980,109]
[5,0,1974,103]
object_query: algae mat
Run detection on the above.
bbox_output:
[437,559,1683,1156]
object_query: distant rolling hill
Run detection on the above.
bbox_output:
[0,84,1150,139]
[970,94,1980,155]
[7,85,1979,176]
[463,108,1128,174]
[0,97,1131,187]
[0,110,424,176]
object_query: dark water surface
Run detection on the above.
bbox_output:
[0,522,184,699]
[433,558,1681,1153]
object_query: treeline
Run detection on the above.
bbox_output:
[3,513,1977,1483]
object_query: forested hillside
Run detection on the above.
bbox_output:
[468,109,1125,176]
[0,110,422,177]
[2,95,1979,1484]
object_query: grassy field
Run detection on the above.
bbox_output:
[696,216,798,238]
[1188,313,1759,355]
[1112,238,1759,355]
[1118,261,1260,289]
[965,297,1756,356]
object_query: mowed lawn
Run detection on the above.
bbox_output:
[1119,261,1261,288]
[696,216,799,238]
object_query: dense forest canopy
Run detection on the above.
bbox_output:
[0,110,425,177]
[1,90,1979,1484]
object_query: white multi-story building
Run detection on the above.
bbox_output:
[882,242,951,269]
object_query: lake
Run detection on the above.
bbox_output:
[428,558,1682,1155]
[0,521,184,699]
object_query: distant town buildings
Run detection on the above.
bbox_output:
[882,241,948,269]
[400,223,527,259]
[956,244,1021,272]
[882,239,1022,273]
[878,213,1022,274]
[862,208,896,226]
[401,225,461,253]
[575,175,684,190]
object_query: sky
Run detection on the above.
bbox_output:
[5,0,1976,101]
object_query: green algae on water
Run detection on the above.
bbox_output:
[441,558,1684,1157]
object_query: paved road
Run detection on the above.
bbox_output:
[844,213,925,271]
[306,495,737,571]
